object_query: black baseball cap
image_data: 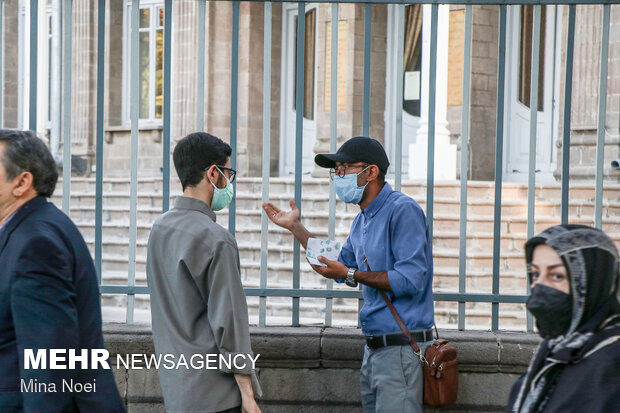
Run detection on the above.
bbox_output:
[314,136,390,174]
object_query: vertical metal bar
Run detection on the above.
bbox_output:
[29,0,38,130]
[394,5,404,192]
[127,0,140,324]
[50,0,62,159]
[62,0,72,215]
[491,5,507,332]
[427,4,438,242]
[94,0,105,283]
[229,1,239,236]
[594,4,610,230]
[526,5,542,332]
[325,2,338,327]
[293,1,305,327]
[0,0,3,129]
[196,0,205,131]
[458,4,472,331]
[259,1,272,328]
[561,5,576,226]
[362,3,371,136]
[527,4,541,252]
[358,4,372,326]
[162,0,171,212]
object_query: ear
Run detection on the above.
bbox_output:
[12,171,34,197]
[366,165,380,182]
[204,164,218,185]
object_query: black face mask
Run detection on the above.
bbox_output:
[527,284,573,338]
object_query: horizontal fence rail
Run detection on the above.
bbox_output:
[9,0,617,331]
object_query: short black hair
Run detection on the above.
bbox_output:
[0,129,58,197]
[173,132,232,190]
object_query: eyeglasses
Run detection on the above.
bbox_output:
[329,164,369,180]
[205,165,237,183]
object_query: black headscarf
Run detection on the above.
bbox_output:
[511,225,620,413]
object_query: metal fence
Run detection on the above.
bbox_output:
[8,0,615,331]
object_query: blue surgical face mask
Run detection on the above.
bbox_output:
[333,166,369,204]
[209,167,234,211]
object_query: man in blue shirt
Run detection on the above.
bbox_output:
[263,136,434,412]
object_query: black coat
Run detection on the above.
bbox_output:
[507,333,620,413]
[0,196,125,413]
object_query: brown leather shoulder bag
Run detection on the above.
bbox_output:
[363,255,458,407]
[379,290,459,407]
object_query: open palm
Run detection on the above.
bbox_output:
[262,199,300,230]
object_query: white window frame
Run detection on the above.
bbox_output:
[384,4,423,179]
[17,0,60,136]
[503,5,561,183]
[122,0,164,126]
[278,2,319,176]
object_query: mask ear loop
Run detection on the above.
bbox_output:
[357,165,371,176]
[357,165,371,186]
[208,165,230,188]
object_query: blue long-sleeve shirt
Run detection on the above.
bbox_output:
[337,182,434,335]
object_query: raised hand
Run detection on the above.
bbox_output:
[262,199,300,231]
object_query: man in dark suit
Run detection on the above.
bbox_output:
[0,130,125,413]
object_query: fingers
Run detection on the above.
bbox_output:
[309,263,324,275]
[318,256,337,266]
[289,199,299,211]
[262,202,279,214]
[262,203,281,220]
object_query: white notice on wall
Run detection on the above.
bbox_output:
[404,71,421,101]
[306,238,342,267]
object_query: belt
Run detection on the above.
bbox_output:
[365,328,434,350]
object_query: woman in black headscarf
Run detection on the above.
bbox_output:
[508,225,620,413]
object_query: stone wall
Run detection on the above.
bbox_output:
[72,0,98,164]
[554,5,620,182]
[468,6,499,182]
[104,324,539,413]
[2,0,19,129]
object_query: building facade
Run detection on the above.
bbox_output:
[2,1,619,182]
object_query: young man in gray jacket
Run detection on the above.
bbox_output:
[147,132,260,413]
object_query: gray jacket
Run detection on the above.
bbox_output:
[146,196,258,413]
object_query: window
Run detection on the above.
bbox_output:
[402,4,422,117]
[293,8,316,121]
[124,0,164,123]
[17,0,57,130]
[518,5,546,111]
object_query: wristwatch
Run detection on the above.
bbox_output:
[345,268,358,287]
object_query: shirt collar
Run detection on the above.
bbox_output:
[174,196,216,222]
[0,209,18,234]
[361,182,393,218]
